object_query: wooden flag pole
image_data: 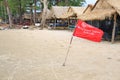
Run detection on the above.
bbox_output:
[111,13,117,43]
[62,36,73,66]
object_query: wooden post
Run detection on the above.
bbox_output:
[68,18,70,29]
[63,36,73,66]
[91,20,92,25]
[111,13,117,43]
[5,0,13,28]
[54,18,57,29]
[34,0,37,24]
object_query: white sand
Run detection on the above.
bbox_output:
[0,29,120,80]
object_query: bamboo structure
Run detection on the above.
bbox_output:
[78,0,120,43]
[111,13,117,43]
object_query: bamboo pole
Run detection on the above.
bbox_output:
[111,13,117,43]
[68,17,70,29]
[63,36,73,66]
[54,18,57,29]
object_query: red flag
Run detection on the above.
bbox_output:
[73,20,104,42]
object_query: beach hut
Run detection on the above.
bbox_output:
[83,4,93,14]
[82,4,96,26]
[51,6,69,19]
[22,13,31,25]
[23,12,41,25]
[78,0,116,20]
[61,6,86,19]
[78,0,120,43]
[61,6,86,30]
[68,7,86,29]
[49,6,69,29]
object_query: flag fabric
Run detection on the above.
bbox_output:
[73,20,104,42]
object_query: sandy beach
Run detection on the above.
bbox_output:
[0,29,120,80]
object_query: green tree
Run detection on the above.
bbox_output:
[57,0,85,6]
[48,0,85,8]
[4,0,13,28]
[1,0,85,27]
[8,0,34,23]
[40,0,48,29]
[40,0,85,29]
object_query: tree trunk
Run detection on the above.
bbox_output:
[30,3,33,25]
[19,0,22,24]
[4,0,12,28]
[65,0,68,6]
[34,0,37,24]
[4,3,7,23]
[40,0,48,29]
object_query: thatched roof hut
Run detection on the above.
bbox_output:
[68,6,86,16]
[39,6,85,19]
[50,6,69,19]
[106,0,120,15]
[61,6,86,19]
[78,9,116,20]
[83,4,94,14]
[78,0,120,43]
[78,0,120,20]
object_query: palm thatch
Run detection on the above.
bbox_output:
[93,0,113,9]
[107,0,120,15]
[61,6,86,19]
[50,6,69,19]
[78,0,120,21]
[60,12,74,19]
[78,9,116,20]
[69,6,86,16]
[83,4,94,14]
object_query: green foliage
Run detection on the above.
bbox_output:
[58,0,85,6]
[47,0,85,9]
[0,0,37,21]
[0,1,5,18]
[8,0,34,15]
[0,0,86,19]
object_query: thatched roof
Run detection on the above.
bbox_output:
[107,0,120,15]
[92,0,113,9]
[83,4,94,14]
[23,13,31,19]
[51,6,69,19]
[69,6,86,16]
[78,0,120,21]
[61,6,86,19]
[78,9,116,20]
